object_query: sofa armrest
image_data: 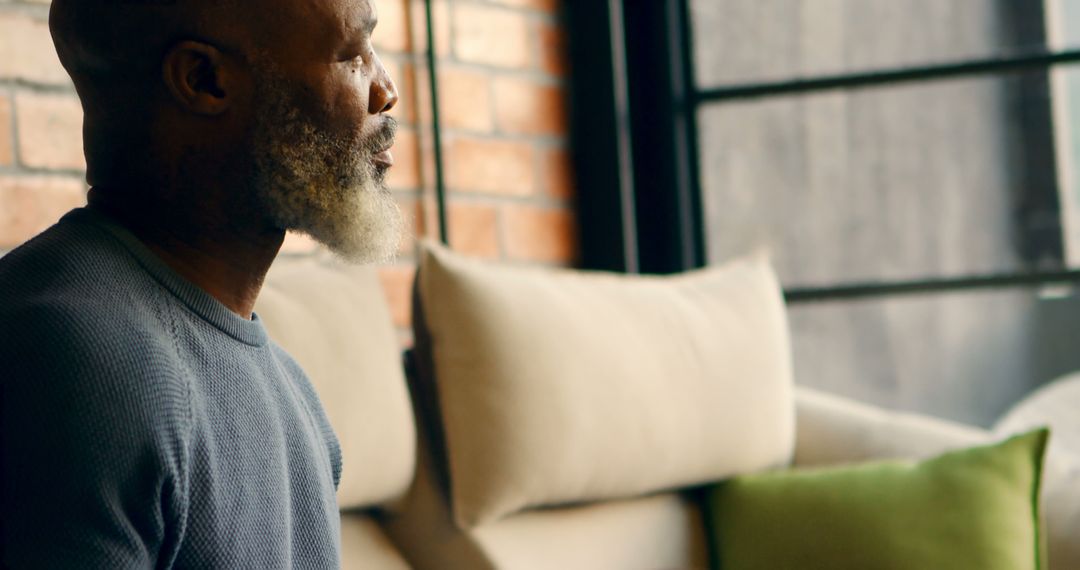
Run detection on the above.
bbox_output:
[793,386,1080,570]
[1041,451,1080,570]
[793,386,991,468]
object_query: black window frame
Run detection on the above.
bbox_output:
[564,0,1080,303]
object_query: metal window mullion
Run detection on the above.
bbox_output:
[608,0,640,274]
[784,269,1080,304]
[424,0,449,245]
[670,0,706,269]
[693,48,1080,104]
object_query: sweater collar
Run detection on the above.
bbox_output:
[66,207,270,347]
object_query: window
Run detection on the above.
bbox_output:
[566,0,1080,426]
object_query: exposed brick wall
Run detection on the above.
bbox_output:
[426,0,576,267]
[0,0,578,342]
[0,3,89,250]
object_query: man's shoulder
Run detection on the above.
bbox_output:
[0,210,178,337]
[0,209,145,301]
[0,215,184,381]
[1,295,185,383]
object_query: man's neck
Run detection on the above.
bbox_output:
[87,188,285,319]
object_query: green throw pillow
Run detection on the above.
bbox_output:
[706,428,1049,570]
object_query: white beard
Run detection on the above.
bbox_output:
[251,79,403,264]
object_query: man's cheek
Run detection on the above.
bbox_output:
[330,77,369,128]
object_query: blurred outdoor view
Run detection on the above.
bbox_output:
[692,0,1080,426]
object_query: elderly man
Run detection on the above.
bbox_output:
[0,0,400,567]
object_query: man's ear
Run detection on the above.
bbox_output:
[162,40,230,115]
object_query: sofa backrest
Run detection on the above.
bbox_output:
[256,256,417,569]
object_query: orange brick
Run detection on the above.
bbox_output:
[538,20,567,76]
[377,265,416,328]
[446,137,536,195]
[16,92,85,171]
[452,4,531,69]
[398,61,418,126]
[373,0,411,53]
[0,176,86,248]
[438,67,493,133]
[502,204,576,263]
[0,95,12,166]
[387,127,421,190]
[413,66,433,127]
[412,65,458,130]
[448,202,499,259]
[0,14,70,86]
[493,77,566,136]
[418,193,445,242]
[410,0,451,58]
[540,146,573,200]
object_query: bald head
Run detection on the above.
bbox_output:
[50,0,376,85]
[49,0,401,263]
[52,0,238,80]
[48,0,368,167]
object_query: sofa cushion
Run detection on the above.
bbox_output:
[707,428,1049,570]
[339,513,412,570]
[256,257,416,510]
[993,375,1080,570]
[414,241,795,527]
[471,492,708,570]
[995,372,1080,459]
[383,419,710,570]
[793,387,992,467]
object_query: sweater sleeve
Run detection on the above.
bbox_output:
[0,303,190,569]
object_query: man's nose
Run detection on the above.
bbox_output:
[370,59,399,115]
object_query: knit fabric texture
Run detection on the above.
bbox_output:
[0,208,343,569]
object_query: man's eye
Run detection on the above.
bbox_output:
[345,45,374,64]
[338,53,364,65]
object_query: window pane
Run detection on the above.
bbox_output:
[789,287,1080,427]
[698,74,1062,287]
[1049,0,1080,265]
[690,0,1058,89]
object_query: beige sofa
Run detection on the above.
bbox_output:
[256,244,1080,570]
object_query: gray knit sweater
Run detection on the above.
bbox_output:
[0,208,343,569]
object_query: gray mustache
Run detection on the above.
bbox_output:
[367,117,398,154]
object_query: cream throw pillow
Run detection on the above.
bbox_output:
[415,242,795,527]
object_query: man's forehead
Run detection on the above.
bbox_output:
[330,0,378,36]
[49,0,380,80]
[287,0,376,42]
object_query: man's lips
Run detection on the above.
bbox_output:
[373,146,394,168]
[370,117,398,169]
